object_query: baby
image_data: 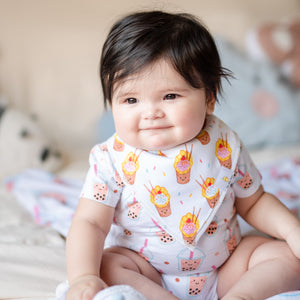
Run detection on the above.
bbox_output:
[65,11,300,300]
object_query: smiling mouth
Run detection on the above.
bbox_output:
[142,126,172,130]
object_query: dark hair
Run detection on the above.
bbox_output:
[100,10,231,106]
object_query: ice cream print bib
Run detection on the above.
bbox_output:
[105,115,241,250]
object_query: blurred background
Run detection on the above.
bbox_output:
[0,0,300,162]
[1,2,300,297]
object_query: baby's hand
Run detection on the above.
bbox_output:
[66,275,107,300]
[286,225,300,259]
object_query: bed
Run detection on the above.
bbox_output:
[1,0,300,299]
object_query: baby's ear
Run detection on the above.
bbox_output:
[206,95,216,115]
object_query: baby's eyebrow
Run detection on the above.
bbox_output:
[115,90,137,99]
[160,88,190,93]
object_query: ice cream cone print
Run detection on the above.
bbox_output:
[158,150,167,157]
[179,208,201,245]
[237,169,253,189]
[215,134,232,169]
[113,134,124,151]
[145,183,171,217]
[196,130,210,145]
[196,176,220,208]
[122,150,142,185]
[174,144,193,184]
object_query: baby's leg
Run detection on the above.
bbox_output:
[217,235,300,300]
[100,246,179,300]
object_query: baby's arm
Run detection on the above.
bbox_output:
[66,197,115,300]
[236,185,300,258]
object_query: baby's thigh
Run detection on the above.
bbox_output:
[247,236,299,269]
[217,235,300,297]
[217,235,271,296]
[101,246,162,286]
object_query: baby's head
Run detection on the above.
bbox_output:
[100,11,231,150]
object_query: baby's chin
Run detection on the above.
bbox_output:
[117,131,198,151]
[130,138,195,152]
[123,140,173,152]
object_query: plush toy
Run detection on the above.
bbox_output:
[214,37,300,149]
[246,19,300,87]
[0,101,63,179]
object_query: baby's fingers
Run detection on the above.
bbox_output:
[82,289,97,300]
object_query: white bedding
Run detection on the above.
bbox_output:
[1,144,300,299]
[0,188,66,299]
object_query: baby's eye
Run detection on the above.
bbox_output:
[163,94,179,100]
[125,98,138,104]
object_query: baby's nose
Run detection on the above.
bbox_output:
[143,107,165,119]
[142,101,166,119]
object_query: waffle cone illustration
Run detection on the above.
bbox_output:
[179,208,200,245]
[122,151,141,185]
[174,145,193,184]
[196,130,210,145]
[215,134,232,169]
[145,183,171,217]
[113,134,124,151]
[196,176,220,208]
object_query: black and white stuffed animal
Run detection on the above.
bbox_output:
[0,102,63,178]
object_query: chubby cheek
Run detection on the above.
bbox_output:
[175,108,206,137]
[113,112,137,143]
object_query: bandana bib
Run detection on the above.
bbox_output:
[107,115,241,251]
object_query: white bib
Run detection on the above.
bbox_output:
[107,115,240,250]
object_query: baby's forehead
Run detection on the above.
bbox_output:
[112,60,191,97]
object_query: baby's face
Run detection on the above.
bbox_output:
[111,59,215,151]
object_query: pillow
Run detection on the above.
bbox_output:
[214,37,300,150]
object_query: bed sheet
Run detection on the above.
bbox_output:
[0,187,67,299]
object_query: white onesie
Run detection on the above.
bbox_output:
[81,115,261,299]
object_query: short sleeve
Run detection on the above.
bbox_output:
[80,144,123,207]
[232,143,262,198]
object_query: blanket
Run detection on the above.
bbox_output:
[5,169,82,237]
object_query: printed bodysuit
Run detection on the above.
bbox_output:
[81,115,261,299]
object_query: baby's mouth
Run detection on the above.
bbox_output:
[141,125,172,130]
